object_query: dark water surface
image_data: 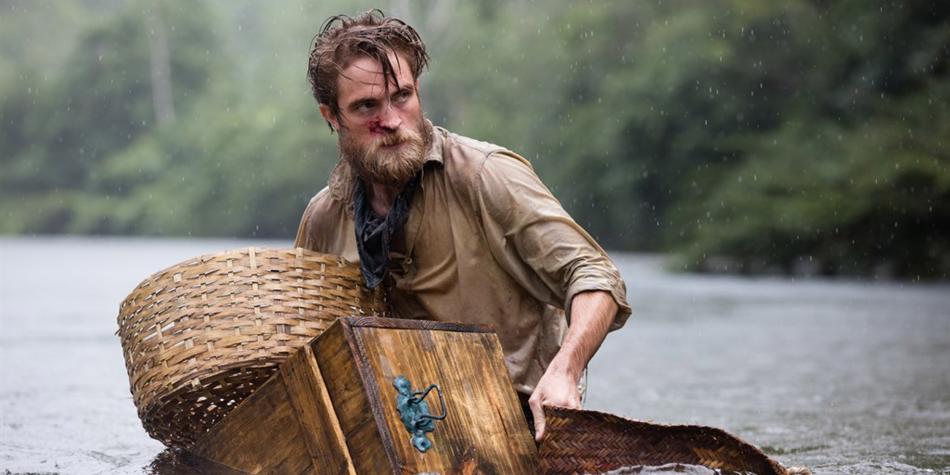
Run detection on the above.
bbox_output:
[1,237,948,474]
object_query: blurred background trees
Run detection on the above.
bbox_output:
[2,0,947,278]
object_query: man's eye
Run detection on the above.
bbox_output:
[394,90,412,103]
[355,101,376,113]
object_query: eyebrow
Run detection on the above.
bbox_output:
[345,85,414,110]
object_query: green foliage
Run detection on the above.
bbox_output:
[666,1,950,278]
[673,79,950,278]
[2,1,221,228]
[2,1,947,278]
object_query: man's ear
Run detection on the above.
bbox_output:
[318,103,340,131]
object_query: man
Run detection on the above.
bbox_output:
[294,10,631,441]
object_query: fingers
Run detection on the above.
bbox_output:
[529,395,546,442]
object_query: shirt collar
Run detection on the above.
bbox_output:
[423,121,445,166]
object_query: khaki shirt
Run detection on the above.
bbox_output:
[294,125,631,394]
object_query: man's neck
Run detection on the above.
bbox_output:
[367,181,402,217]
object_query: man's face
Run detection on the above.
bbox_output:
[321,51,432,187]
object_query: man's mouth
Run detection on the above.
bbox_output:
[380,140,405,149]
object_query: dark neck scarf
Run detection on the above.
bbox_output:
[353,174,421,288]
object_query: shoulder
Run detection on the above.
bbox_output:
[294,187,352,252]
[438,127,507,158]
[301,187,341,222]
[436,127,534,189]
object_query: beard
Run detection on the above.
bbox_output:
[339,115,433,187]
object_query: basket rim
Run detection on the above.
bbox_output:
[116,246,358,314]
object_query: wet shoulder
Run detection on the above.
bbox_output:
[439,129,532,191]
[295,187,352,254]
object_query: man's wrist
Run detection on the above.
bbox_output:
[546,353,583,383]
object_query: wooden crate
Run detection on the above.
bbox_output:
[193,317,538,474]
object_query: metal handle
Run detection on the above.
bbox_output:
[414,384,447,421]
[393,376,448,452]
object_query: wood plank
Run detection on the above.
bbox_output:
[353,326,539,474]
[280,344,356,475]
[348,323,401,472]
[192,373,314,474]
[312,319,392,474]
[344,316,495,334]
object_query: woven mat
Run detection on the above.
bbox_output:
[539,407,807,475]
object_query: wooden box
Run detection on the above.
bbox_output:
[193,317,539,474]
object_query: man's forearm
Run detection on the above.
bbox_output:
[547,290,618,381]
[528,290,619,440]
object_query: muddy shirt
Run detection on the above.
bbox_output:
[294,125,632,394]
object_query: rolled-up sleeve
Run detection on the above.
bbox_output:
[472,151,632,330]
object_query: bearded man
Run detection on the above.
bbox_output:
[294,10,631,440]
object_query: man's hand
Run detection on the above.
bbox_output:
[528,362,582,442]
[529,290,618,441]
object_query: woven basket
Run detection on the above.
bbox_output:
[539,407,790,475]
[117,247,383,448]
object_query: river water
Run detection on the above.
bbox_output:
[0,237,947,474]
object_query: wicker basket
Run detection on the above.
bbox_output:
[539,407,791,475]
[117,247,383,447]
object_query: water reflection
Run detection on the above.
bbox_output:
[147,449,245,475]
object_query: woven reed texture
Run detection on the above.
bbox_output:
[539,407,789,475]
[117,247,384,448]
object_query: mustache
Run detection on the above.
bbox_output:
[369,126,422,150]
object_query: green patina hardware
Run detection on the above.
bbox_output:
[393,376,447,452]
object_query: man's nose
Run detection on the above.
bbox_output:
[377,103,402,131]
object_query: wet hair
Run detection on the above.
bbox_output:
[307,10,429,127]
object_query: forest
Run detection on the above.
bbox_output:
[2,0,947,278]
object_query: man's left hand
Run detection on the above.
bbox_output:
[528,364,582,442]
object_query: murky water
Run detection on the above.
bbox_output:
[1,237,948,474]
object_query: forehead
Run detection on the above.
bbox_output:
[337,52,415,105]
